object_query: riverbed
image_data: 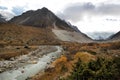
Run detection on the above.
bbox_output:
[0,46,63,80]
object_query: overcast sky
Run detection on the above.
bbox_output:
[0,0,120,33]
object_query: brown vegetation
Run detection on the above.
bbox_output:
[74,52,96,63]
[0,23,60,59]
[0,23,60,46]
[31,41,120,80]
[0,46,38,60]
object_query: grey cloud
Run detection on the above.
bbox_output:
[57,2,120,22]
[96,3,120,15]
[0,11,15,20]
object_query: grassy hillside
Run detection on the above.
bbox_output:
[0,23,59,46]
[0,23,60,60]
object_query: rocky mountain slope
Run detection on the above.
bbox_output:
[109,31,120,41]
[0,23,59,45]
[10,7,78,32]
[9,7,92,43]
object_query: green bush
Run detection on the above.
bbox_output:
[64,57,120,80]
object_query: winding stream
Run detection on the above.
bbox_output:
[0,46,63,80]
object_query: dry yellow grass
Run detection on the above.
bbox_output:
[32,52,97,80]
[32,55,73,80]
[52,55,67,66]
[0,46,38,60]
[74,52,96,63]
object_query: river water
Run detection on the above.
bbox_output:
[0,46,63,80]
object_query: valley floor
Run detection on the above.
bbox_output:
[0,41,120,80]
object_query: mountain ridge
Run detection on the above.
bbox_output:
[9,7,80,32]
[8,7,93,43]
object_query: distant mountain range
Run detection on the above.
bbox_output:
[86,32,115,40]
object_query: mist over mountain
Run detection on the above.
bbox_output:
[86,32,115,40]
[0,11,14,21]
[0,14,6,22]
